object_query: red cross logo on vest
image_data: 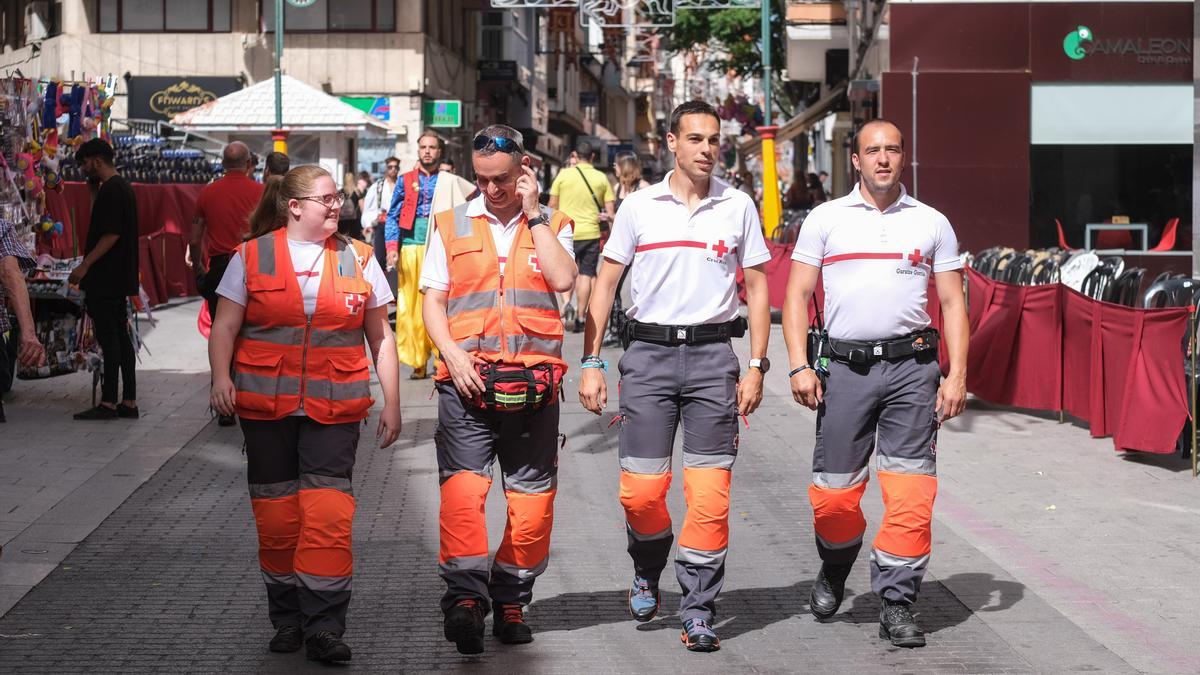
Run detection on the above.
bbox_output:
[711,239,730,259]
[528,254,541,273]
[907,249,924,266]
[345,293,365,316]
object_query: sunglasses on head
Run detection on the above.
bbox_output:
[472,134,523,154]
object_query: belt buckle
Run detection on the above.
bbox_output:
[675,327,688,342]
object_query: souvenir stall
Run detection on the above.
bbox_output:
[0,75,117,387]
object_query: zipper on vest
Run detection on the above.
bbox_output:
[299,315,313,406]
[498,271,506,359]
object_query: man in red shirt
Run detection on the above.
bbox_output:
[190,141,265,323]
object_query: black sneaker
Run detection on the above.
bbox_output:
[809,563,853,620]
[879,601,926,648]
[268,625,302,653]
[680,617,720,653]
[217,413,236,427]
[444,598,486,654]
[74,405,118,421]
[492,602,533,645]
[305,630,352,662]
[116,403,140,419]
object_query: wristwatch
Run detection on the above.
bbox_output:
[749,357,770,374]
[526,213,549,228]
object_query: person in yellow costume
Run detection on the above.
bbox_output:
[385,130,476,378]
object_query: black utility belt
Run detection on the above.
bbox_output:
[624,317,747,348]
[826,328,939,365]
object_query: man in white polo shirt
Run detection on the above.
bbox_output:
[579,100,772,653]
[782,119,968,648]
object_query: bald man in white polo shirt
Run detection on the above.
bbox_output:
[782,119,969,648]
[579,100,772,653]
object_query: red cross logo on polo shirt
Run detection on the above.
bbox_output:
[711,240,730,259]
[907,249,925,266]
[528,254,541,273]
[345,293,365,316]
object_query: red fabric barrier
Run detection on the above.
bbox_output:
[50,182,203,306]
[967,268,1189,454]
[965,268,1062,410]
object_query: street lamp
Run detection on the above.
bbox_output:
[757,0,780,237]
[271,0,315,153]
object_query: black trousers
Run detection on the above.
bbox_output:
[86,295,136,404]
[200,253,232,323]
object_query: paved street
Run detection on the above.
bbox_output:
[1,299,1197,673]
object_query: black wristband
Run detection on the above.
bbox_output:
[788,364,813,378]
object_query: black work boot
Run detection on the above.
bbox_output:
[268,624,302,653]
[305,630,352,662]
[809,563,853,620]
[444,598,486,654]
[879,600,926,648]
[492,603,534,644]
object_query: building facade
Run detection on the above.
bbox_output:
[0,1,640,183]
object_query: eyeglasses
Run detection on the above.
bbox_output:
[473,134,523,154]
[297,193,346,208]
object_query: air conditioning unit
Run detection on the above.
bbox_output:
[25,1,52,41]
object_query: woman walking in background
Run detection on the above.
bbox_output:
[208,165,401,664]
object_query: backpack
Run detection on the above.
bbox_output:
[338,193,361,221]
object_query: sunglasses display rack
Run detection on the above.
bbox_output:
[58,132,222,185]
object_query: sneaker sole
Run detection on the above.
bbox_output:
[878,625,926,648]
[445,621,485,655]
[680,631,721,653]
[306,650,351,663]
[494,630,533,645]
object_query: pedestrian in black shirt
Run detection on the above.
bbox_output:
[67,138,140,421]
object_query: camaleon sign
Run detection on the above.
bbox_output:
[1063,25,1191,66]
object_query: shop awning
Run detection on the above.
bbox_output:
[740,83,847,157]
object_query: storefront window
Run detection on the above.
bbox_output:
[262,0,396,33]
[1030,145,1192,251]
[97,0,232,33]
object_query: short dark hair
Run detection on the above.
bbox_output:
[473,124,524,157]
[851,119,905,155]
[575,140,595,161]
[669,100,720,135]
[75,138,115,165]
[265,151,290,176]
[418,129,445,149]
[441,158,455,169]
[384,156,400,167]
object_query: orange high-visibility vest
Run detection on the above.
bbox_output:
[233,228,376,424]
[434,203,570,381]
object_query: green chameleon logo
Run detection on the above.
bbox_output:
[1063,25,1093,60]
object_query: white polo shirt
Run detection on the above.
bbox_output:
[419,195,575,292]
[792,183,962,341]
[603,171,772,326]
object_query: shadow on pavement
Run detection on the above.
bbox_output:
[529,580,813,643]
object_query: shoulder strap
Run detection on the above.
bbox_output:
[575,166,603,212]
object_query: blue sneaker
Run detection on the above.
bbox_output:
[627,576,660,622]
[680,617,720,652]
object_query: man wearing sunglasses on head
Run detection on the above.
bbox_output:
[421,125,577,655]
[383,130,476,380]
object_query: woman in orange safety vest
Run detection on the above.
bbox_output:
[207,165,401,664]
